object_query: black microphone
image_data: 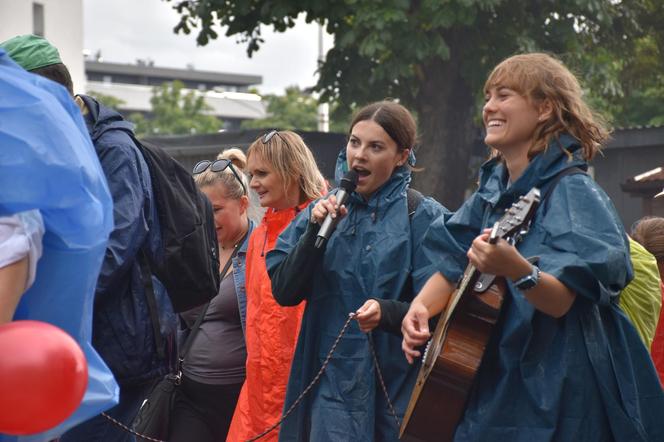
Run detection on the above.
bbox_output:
[315,169,359,249]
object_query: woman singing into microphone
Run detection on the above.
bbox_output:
[267,101,449,441]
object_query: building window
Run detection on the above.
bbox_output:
[103,75,112,85]
[33,3,45,36]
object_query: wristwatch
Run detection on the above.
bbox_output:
[513,264,541,291]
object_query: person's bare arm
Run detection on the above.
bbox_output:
[0,257,29,324]
[401,272,456,363]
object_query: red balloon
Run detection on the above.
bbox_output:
[0,320,88,435]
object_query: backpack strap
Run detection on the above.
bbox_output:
[139,250,166,360]
[407,188,424,219]
[541,167,587,213]
[400,188,424,300]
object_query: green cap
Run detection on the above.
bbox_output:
[1,34,62,71]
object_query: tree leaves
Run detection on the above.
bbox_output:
[165,0,664,205]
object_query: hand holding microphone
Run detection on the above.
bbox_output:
[312,170,358,249]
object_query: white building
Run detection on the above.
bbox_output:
[86,60,266,130]
[0,0,85,93]
[0,0,266,128]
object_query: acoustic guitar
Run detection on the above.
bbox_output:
[400,188,541,442]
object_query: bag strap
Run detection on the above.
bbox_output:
[541,167,586,213]
[407,188,424,219]
[177,230,249,369]
[139,250,166,360]
[400,188,425,300]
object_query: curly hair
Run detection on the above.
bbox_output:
[484,53,610,160]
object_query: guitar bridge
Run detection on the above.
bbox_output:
[422,340,432,369]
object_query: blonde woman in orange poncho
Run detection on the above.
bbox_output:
[226,130,325,442]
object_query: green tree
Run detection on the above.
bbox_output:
[86,91,125,111]
[602,34,664,127]
[130,80,221,137]
[168,0,662,207]
[242,86,318,130]
[242,86,350,132]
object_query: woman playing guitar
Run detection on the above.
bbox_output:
[401,53,664,441]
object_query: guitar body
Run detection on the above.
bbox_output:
[400,277,507,442]
[399,188,540,442]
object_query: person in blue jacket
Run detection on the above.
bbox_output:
[402,53,664,441]
[0,47,116,442]
[266,101,450,441]
[1,35,177,442]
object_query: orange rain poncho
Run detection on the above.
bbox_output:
[226,203,309,442]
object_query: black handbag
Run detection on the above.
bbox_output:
[131,373,181,439]
[131,239,244,439]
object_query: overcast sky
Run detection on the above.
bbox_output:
[83,0,334,94]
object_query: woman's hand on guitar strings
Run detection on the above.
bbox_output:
[467,229,532,281]
[401,301,431,364]
[355,299,381,333]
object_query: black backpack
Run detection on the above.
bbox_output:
[129,135,221,313]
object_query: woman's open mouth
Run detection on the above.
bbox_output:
[353,167,370,183]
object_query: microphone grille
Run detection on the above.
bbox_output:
[340,169,359,192]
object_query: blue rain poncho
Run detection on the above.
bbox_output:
[0,50,117,441]
[266,150,449,441]
[426,134,664,441]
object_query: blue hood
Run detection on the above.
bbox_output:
[477,134,587,207]
[77,94,134,143]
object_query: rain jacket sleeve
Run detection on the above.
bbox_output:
[93,139,150,304]
[267,212,322,306]
[375,299,409,334]
[537,175,632,305]
[367,197,453,335]
[0,211,44,289]
[410,197,456,290]
[423,193,486,285]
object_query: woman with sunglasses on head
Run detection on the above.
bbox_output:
[400,53,664,441]
[169,148,255,442]
[226,130,325,442]
[265,101,449,441]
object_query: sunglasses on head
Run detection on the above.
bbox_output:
[262,129,291,149]
[192,159,247,195]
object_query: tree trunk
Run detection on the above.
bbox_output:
[411,58,478,210]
